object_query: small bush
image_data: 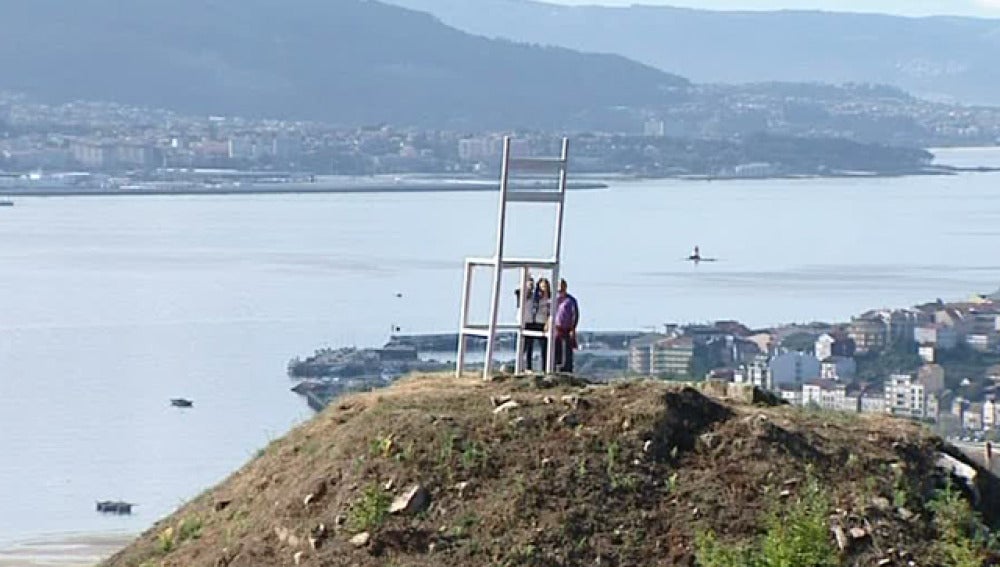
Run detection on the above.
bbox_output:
[177,516,203,543]
[369,433,395,459]
[154,516,202,557]
[155,527,175,555]
[604,440,638,491]
[438,433,458,466]
[460,440,487,472]
[928,479,988,567]
[348,484,393,533]
[606,440,621,473]
[695,530,753,567]
[758,477,836,567]
[695,477,835,567]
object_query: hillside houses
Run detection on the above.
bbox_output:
[815,332,855,361]
[925,302,1000,355]
[848,308,928,354]
[626,292,1000,434]
[627,335,695,376]
[627,322,762,377]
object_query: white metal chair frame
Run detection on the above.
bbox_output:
[456,136,569,379]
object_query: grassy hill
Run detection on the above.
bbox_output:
[102,374,1000,567]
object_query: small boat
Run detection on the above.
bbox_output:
[96,500,135,514]
[687,245,702,262]
[170,398,193,408]
[685,245,718,263]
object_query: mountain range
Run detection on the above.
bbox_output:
[0,0,687,129]
[386,0,1000,106]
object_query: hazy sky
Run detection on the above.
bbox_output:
[546,0,1000,18]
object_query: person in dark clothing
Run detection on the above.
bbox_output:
[515,276,536,370]
[553,278,580,373]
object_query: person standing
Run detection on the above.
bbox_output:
[553,278,580,373]
[514,275,534,310]
[515,275,536,370]
[526,278,552,372]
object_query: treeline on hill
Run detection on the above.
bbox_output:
[0,0,686,129]
[386,0,1000,105]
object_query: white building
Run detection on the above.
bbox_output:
[228,136,261,159]
[918,344,936,363]
[802,379,846,411]
[965,403,984,431]
[778,385,803,406]
[735,356,771,389]
[985,399,997,430]
[926,394,940,422]
[730,162,777,178]
[814,333,855,361]
[815,334,836,362]
[458,137,529,162]
[627,334,665,375]
[885,374,927,419]
[802,382,822,407]
[860,390,886,414]
[458,137,499,162]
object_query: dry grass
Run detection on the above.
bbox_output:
[100,374,1000,567]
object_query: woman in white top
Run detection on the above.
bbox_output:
[525,278,552,372]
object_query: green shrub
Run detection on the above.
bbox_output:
[348,484,393,532]
[695,530,753,567]
[695,477,836,567]
[369,433,395,458]
[155,527,175,555]
[758,478,837,567]
[177,516,203,543]
[928,480,988,567]
[461,440,488,472]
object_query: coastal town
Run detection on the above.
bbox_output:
[3,85,1000,194]
[288,287,1000,443]
[626,289,1000,440]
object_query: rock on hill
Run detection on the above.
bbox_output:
[102,375,1000,567]
[0,0,687,129]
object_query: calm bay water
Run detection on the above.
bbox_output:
[1,147,1000,549]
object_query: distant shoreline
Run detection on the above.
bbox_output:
[0,180,608,198]
[640,164,1000,182]
[0,164,996,198]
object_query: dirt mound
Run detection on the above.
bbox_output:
[101,375,1000,567]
